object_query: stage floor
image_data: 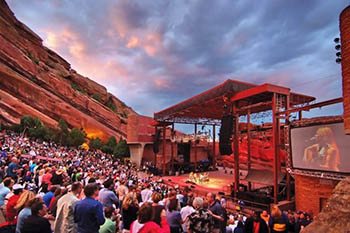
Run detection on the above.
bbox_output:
[164,169,236,195]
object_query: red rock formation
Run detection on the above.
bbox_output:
[340,6,350,134]
[0,0,135,141]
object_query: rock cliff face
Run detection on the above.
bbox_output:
[0,0,135,140]
[303,178,350,233]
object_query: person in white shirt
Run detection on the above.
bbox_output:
[140,184,153,203]
[180,197,195,233]
[54,182,83,233]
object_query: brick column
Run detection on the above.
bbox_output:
[340,6,350,134]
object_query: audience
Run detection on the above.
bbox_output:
[0,130,314,233]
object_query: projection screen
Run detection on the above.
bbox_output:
[291,122,350,173]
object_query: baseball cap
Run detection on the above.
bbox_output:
[13,184,24,190]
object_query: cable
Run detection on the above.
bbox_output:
[290,74,339,89]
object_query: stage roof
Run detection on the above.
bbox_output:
[154,79,315,124]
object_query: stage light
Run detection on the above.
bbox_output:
[335,44,341,50]
[336,52,341,57]
[334,37,340,43]
[336,58,342,63]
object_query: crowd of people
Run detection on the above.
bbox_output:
[0,130,313,233]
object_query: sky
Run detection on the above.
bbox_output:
[7,0,349,118]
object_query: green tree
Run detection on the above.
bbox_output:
[67,128,86,147]
[20,115,42,132]
[113,139,130,157]
[57,119,69,145]
[101,136,117,154]
[28,125,53,141]
[89,137,103,150]
[58,119,69,134]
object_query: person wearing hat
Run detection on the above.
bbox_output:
[51,168,64,186]
[6,184,24,224]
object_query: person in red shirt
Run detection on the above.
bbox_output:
[130,202,170,233]
[41,167,53,188]
[6,184,24,224]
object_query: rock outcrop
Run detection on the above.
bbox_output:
[0,0,135,141]
[303,178,350,233]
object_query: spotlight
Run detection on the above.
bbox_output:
[336,52,341,57]
[336,58,342,64]
[334,37,340,43]
[335,44,341,50]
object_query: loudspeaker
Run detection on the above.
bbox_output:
[219,115,234,155]
[153,129,161,154]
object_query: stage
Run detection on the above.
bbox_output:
[164,168,238,196]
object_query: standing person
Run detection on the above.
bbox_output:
[43,186,58,208]
[21,201,52,233]
[130,202,170,233]
[180,197,195,233]
[99,207,116,233]
[116,180,128,202]
[245,211,269,233]
[7,157,19,180]
[55,182,83,233]
[140,184,152,203]
[260,211,270,228]
[150,192,166,227]
[42,167,53,187]
[206,193,225,233]
[121,192,139,233]
[188,197,213,233]
[15,194,39,233]
[166,198,183,233]
[51,169,64,186]
[99,179,119,208]
[233,221,244,233]
[6,184,24,224]
[0,177,14,223]
[269,206,288,233]
[74,183,105,233]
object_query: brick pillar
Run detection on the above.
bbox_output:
[127,114,139,142]
[340,6,350,134]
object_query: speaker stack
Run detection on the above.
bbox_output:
[219,115,234,155]
[153,128,161,154]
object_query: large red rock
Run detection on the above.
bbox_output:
[0,0,136,141]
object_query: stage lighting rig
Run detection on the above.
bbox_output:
[334,37,341,64]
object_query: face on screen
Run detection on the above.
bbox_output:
[291,123,350,173]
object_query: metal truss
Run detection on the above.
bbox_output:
[157,117,221,126]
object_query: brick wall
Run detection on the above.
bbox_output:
[340,6,350,134]
[295,175,339,215]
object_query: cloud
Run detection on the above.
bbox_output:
[6,0,349,116]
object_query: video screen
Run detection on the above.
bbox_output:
[291,122,350,173]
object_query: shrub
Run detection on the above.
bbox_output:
[113,139,130,158]
[92,93,102,102]
[89,137,103,150]
[101,136,117,154]
[67,128,86,147]
[106,100,117,112]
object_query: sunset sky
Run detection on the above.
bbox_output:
[7,0,349,117]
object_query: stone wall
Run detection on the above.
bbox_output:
[303,178,350,233]
[295,174,339,215]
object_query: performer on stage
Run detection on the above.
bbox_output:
[303,127,340,171]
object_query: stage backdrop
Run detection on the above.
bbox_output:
[291,122,350,173]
